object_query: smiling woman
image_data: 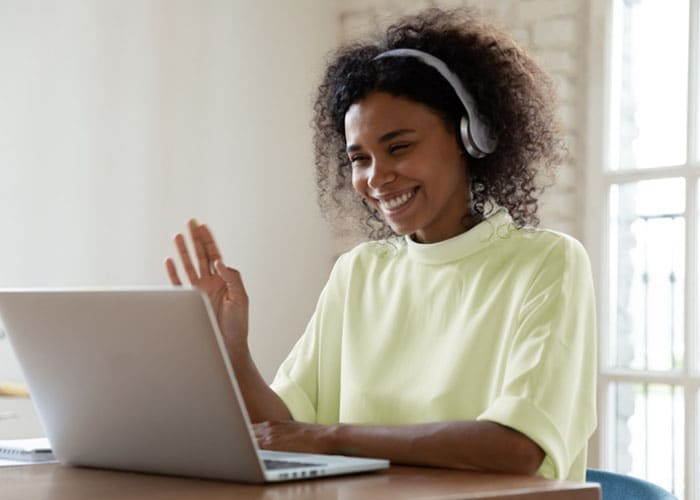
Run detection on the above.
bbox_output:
[168,6,596,483]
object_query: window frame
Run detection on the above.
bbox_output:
[586,0,700,497]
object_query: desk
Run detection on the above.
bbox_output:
[1,463,599,499]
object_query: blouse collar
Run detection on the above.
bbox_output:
[405,209,515,265]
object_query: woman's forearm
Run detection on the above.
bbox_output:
[254,419,544,474]
[227,344,291,423]
[328,420,544,475]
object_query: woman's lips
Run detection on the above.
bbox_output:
[376,187,419,213]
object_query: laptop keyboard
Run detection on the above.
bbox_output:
[263,459,325,470]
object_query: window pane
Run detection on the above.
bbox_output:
[610,383,684,498]
[609,178,685,370]
[608,0,689,169]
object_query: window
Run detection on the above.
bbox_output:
[591,0,700,498]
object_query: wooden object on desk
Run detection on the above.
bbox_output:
[1,463,599,499]
[0,382,29,398]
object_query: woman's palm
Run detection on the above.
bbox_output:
[165,221,249,348]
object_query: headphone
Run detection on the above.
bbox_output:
[373,48,497,158]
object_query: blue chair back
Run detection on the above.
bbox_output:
[586,468,677,500]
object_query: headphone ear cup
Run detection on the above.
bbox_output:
[460,115,486,159]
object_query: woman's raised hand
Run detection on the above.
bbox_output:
[165,220,249,352]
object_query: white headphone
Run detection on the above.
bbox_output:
[374,48,497,158]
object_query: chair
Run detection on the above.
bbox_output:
[586,468,677,500]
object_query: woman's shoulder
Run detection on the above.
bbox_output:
[332,237,406,269]
[342,237,405,257]
[506,225,591,277]
[507,221,586,254]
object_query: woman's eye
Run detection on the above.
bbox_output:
[350,155,370,167]
[389,143,410,154]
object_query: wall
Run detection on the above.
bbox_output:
[333,0,591,253]
[0,0,336,388]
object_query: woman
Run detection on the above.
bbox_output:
[166,8,596,481]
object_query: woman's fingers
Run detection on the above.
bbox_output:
[164,257,182,286]
[174,233,199,283]
[200,224,223,264]
[169,219,223,285]
[188,219,211,276]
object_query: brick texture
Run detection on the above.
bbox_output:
[333,0,588,249]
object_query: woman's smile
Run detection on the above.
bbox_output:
[374,187,419,213]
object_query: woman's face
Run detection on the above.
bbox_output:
[345,91,471,243]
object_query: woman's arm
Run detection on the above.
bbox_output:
[166,220,292,423]
[254,420,544,475]
[227,343,292,423]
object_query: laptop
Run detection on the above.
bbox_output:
[0,287,389,482]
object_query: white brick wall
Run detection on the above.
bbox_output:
[333,0,589,246]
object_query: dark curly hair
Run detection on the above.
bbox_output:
[313,7,564,239]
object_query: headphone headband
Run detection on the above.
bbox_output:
[373,48,497,157]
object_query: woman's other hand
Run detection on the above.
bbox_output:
[165,219,249,352]
[254,421,337,455]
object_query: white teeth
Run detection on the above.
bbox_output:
[380,190,415,211]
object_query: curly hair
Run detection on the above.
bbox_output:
[313,7,564,239]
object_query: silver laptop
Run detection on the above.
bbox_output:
[0,287,389,482]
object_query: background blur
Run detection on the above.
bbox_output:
[0,0,336,384]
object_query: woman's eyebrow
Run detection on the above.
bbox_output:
[378,128,416,143]
[346,128,417,153]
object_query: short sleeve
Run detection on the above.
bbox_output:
[477,236,597,481]
[269,319,320,423]
[270,254,348,424]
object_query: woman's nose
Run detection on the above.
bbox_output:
[367,160,396,190]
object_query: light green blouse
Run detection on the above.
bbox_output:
[271,209,597,481]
